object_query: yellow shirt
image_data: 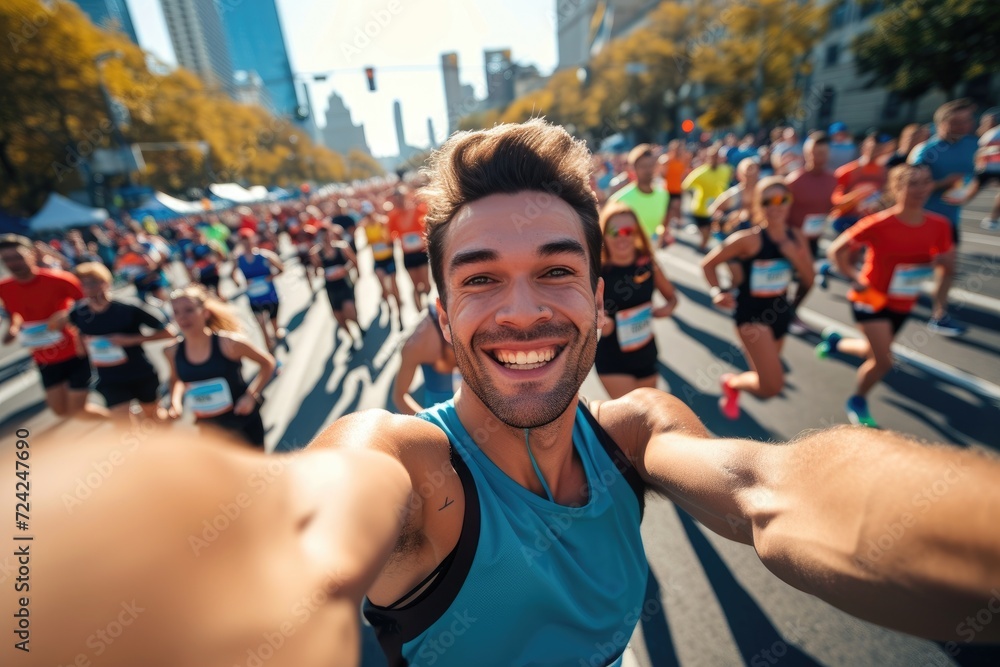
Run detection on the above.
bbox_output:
[682,164,733,217]
[365,222,394,261]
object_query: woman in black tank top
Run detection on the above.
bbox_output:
[595,203,678,399]
[310,230,364,349]
[701,176,814,420]
[164,285,277,447]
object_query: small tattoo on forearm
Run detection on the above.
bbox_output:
[439,497,454,511]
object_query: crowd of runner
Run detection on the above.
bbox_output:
[1,97,998,444]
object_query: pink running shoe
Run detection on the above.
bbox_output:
[719,373,740,420]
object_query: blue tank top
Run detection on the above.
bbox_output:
[420,305,456,406]
[365,401,648,666]
[237,252,278,304]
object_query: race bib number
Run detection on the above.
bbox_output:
[372,242,390,257]
[247,277,271,298]
[750,259,792,297]
[887,263,933,299]
[802,214,827,238]
[19,321,65,349]
[184,378,234,418]
[86,336,127,367]
[325,265,347,281]
[615,303,653,352]
[402,232,424,253]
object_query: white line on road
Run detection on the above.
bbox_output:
[662,252,1000,405]
[963,232,1000,248]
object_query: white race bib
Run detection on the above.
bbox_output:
[86,336,127,367]
[615,303,653,352]
[402,232,424,253]
[246,277,271,298]
[19,321,65,349]
[324,265,347,281]
[802,214,827,238]
[372,242,390,256]
[750,259,792,297]
[184,377,234,418]
[887,263,933,299]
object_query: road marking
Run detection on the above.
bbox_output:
[963,232,1000,248]
[661,251,1000,405]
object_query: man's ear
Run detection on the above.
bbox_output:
[436,297,452,344]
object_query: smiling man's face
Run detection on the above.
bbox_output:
[438,192,604,429]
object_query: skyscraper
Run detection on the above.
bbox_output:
[73,0,139,44]
[441,52,462,134]
[394,100,407,154]
[218,0,298,119]
[483,49,514,109]
[160,0,236,96]
[322,92,371,158]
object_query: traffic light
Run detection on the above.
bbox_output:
[365,67,376,92]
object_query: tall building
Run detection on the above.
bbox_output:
[234,70,270,108]
[160,0,236,96]
[218,0,298,120]
[483,49,515,109]
[321,92,371,157]
[74,0,139,44]
[556,0,657,71]
[394,100,407,152]
[441,53,463,134]
[427,118,436,148]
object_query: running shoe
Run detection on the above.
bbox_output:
[815,328,842,359]
[719,373,740,420]
[817,261,831,290]
[981,218,1000,231]
[845,395,878,428]
[927,314,967,337]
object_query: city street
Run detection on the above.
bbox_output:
[2,192,998,666]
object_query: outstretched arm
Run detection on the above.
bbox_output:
[599,388,1000,642]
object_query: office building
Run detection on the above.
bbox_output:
[160,0,236,96]
[74,0,139,44]
[321,92,371,157]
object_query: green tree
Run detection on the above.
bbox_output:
[853,0,1000,103]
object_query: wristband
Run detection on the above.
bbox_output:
[710,286,727,298]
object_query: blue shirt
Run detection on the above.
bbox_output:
[910,135,978,225]
[365,401,648,666]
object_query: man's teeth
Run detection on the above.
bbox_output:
[495,349,556,366]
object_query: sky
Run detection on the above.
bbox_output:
[126,0,560,157]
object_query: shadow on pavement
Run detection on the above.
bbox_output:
[641,569,681,667]
[656,359,777,443]
[676,507,822,667]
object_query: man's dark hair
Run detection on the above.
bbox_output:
[0,234,32,251]
[421,119,600,305]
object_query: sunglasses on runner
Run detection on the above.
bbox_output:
[762,193,793,207]
[606,226,636,238]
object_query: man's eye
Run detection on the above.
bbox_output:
[465,275,493,286]
[545,267,574,277]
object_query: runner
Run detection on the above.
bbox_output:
[0,234,104,418]
[786,131,838,259]
[311,228,364,349]
[909,98,978,336]
[708,156,760,235]
[973,109,1000,230]
[164,284,275,447]
[386,187,431,311]
[831,131,888,234]
[291,212,320,290]
[69,262,175,419]
[608,144,671,246]
[302,121,1000,665]
[817,164,955,427]
[231,231,285,352]
[682,146,733,251]
[885,123,930,168]
[827,121,858,170]
[596,202,678,399]
[115,233,169,304]
[390,303,459,414]
[362,205,403,329]
[185,229,226,299]
[702,176,815,419]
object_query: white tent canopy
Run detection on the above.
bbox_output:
[209,183,260,204]
[30,193,107,231]
[246,185,269,201]
[154,191,203,214]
